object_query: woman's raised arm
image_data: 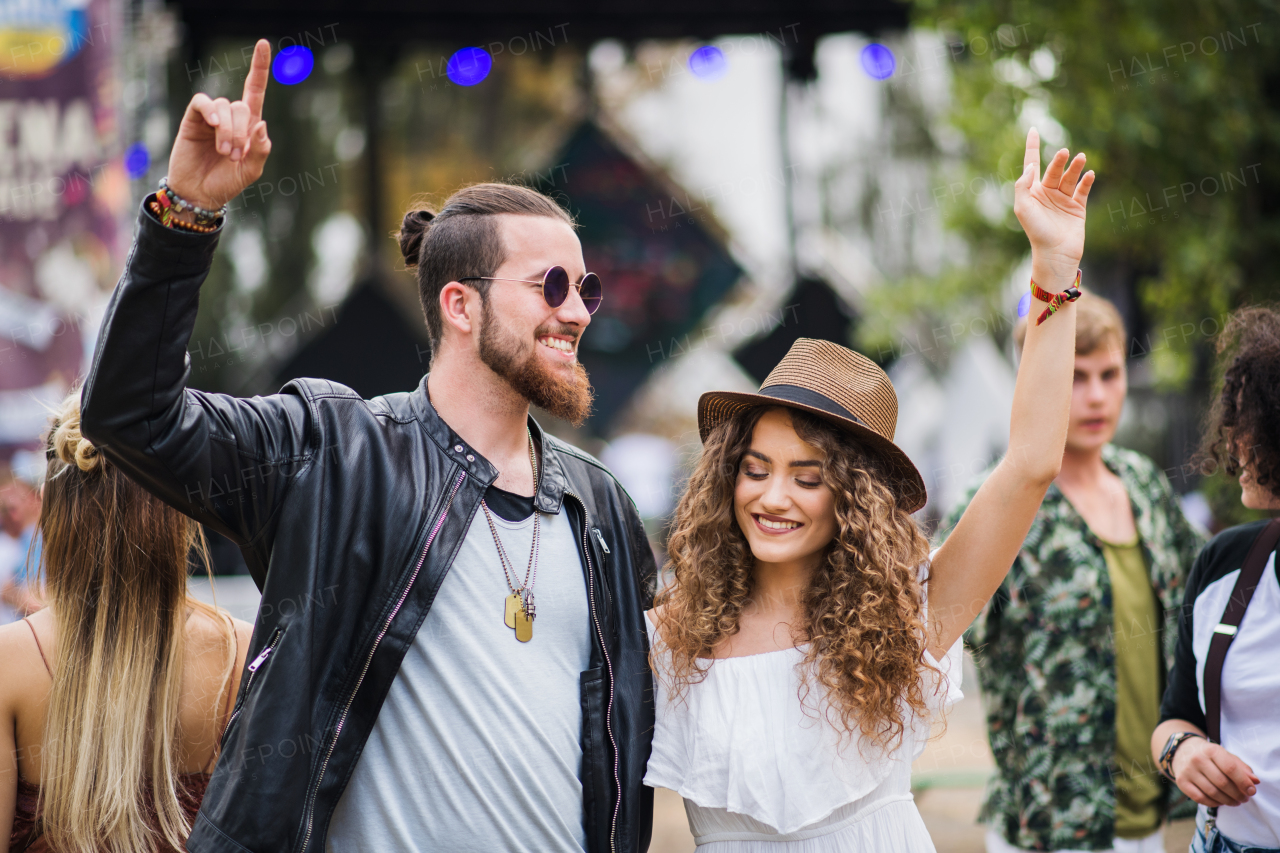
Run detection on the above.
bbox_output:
[924,127,1095,660]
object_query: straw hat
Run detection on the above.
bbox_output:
[698,338,927,512]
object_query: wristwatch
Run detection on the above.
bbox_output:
[1158,731,1205,781]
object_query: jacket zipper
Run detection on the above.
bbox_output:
[592,528,616,622]
[592,527,611,555]
[568,492,620,853]
[221,626,283,742]
[298,468,466,853]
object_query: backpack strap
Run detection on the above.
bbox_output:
[1203,518,1280,744]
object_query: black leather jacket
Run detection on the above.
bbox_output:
[80,206,656,853]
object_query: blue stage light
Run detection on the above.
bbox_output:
[273,46,315,85]
[689,46,727,80]
[860,44,896,80]
[124,143,149,179]
[447,48,493,86]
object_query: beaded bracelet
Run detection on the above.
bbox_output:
[147,195,219,234]
[1030,269,1082,326]
[157,176,226,228]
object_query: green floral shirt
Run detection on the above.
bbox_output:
[938,444,1205,851]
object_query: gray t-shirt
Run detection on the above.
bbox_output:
[326,497,591,852]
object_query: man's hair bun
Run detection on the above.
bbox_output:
[398,208,436,268]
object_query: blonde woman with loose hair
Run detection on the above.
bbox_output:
[0,390,252,853]
[645,129,1096,850]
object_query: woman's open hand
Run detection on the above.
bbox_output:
[166,39,273,211]
[1013,127,1094,286]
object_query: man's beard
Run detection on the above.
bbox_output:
[478,302,594,427]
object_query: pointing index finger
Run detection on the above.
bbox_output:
[1024,127,1041,184]
[243,39,271,123]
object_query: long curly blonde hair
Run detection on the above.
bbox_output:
[653,405,936,751]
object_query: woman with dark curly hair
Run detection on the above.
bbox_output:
[644,128,1095,851]
[1152,307,1280,853]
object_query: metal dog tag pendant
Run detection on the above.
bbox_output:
[504,593,521,629]
[514,608,533,642]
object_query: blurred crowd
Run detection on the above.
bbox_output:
[0,453,43,624]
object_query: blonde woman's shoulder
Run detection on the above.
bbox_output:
[176,608,253,771]
[0,611,52,711]
[183,607,252,681]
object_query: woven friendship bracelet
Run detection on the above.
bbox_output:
[157,176,226,228]
[1030,268,1082,326]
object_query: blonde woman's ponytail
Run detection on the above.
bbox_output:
[48,397,102,474]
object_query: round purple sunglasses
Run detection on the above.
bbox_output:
[458,266,603,315]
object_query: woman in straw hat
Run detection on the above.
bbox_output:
[644,128,1095,851]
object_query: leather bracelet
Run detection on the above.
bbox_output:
[1030,268,1082,326]
[157,176,226,227]
[147,195,219,234]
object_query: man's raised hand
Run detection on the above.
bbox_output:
[167,39,273,211]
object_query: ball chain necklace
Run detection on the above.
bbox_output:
[479,429,540,642]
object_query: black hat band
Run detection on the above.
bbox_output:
[758,384,867,428]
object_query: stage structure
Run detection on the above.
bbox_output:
[163,0,908,253]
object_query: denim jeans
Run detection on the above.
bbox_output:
[1191,823,1280,853]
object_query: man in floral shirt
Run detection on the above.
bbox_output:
[939,294,1205,853]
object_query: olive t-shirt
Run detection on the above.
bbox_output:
[1100,535,1163,839]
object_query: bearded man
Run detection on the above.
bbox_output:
[80,41,655,853]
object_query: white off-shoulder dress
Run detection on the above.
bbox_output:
[643,569,963,852]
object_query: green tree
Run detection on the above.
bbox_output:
[900,1,1280,375]
[879,1,1280,524]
